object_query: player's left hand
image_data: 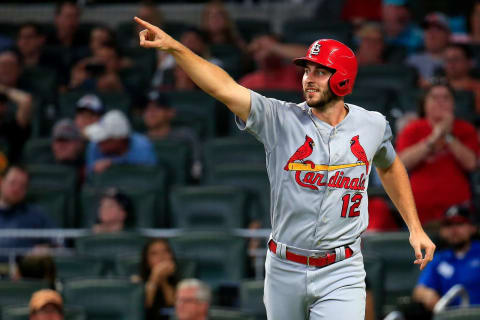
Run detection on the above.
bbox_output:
[409,230,436,271]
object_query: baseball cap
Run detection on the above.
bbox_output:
[52,119,82,140]
[442,204,472,225]
[147,90,171,109]
[84,110,131,143]
[422,12,450,32]
[29,289,63,314]
[76,94,105,114]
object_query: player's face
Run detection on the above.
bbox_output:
[302,63,336,108]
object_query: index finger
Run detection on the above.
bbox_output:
[420,245,435,269]
[134,16,156,30]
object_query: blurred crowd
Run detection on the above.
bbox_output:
[1,0,480,319]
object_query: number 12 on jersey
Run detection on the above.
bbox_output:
[341,193,363,218]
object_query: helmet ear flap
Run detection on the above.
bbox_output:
[329,72,351,96]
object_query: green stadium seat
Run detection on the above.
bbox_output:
[209,308,256,320]
[87,165,167,227]
[153,139,193,186]
[235,18,271,42]
[203,137,266,180]
[433,307,480,320]
[63,278,144,320]
[355,65,417,92]
[210,44,244,79]
[282,20,351,45]
[26,165,78,228]
[79,185,158,228]
[2,305,86,320]
[57,91,131,119]
[26,185,70,228]
[0,280,49,317]
[169,185,249,229]
[257,90,303,104]
[454,90,475,123]
[363,253,385,320]
[20,66,57,101]
[113,253,196,279]
[22,139,54,165]
[54,255,105,280]
[164,91,217,139]
[206,164,270,227]
[170,232,247,289]
[361,232,421,316]
[75,233,149,260]
[240,280,266,317]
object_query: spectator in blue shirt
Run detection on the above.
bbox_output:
[0,166,54,249]
[84,110,156,174]
[413,204,480,311]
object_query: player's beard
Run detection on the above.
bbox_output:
[305,86,341,111]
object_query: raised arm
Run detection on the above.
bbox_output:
[376,156,436,271]
[134,17,251,122]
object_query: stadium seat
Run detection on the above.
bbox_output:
[282,19,352,45]
[153,139,193,186]
[57,91,131,119]
[113,253,196,279]
[235,18,271,42]
[0,280,49,317]
[22,139,54,165]
[257,90,303,104]
[209,308,256,320]
[170,232,247,289]
[63,277,144,320]
[169,185,249,229]
[203,137,266,180]
[206,164,270,227]
[361,232,421,316]
[75,233,149,271]
[26,165,78,228]
[54,255,105,281]
[163,91,217,139]
[87,165,167,227]
[363,253,385,320]
[26,185,70,228]
[2,305,86,320]
[79,185,158,228]
[355,65,417,92]
[20,66,57,102]
[240,280,266,317]
[433,307,480,320]
[453,90,475,123]
[210,44,244,79]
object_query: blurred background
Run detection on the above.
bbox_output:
[1,0,480,320]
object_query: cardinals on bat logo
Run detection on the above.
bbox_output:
[284,134,369,191]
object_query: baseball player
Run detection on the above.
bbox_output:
[134,17,436,320]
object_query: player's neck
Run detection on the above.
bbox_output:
[311,99,347,127]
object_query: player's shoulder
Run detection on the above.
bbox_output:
[347,103,387,125]
[251,90,306,112]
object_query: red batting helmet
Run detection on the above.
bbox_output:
[293,39,358,97]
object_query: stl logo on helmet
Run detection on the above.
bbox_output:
[308,41,321,58]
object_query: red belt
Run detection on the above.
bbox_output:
[268,240,353,267]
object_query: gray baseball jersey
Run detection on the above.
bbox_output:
[236,90,396,250]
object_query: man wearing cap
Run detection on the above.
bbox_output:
[407,12,451,86]
[143,91,202,178]
[29,289,64,320]
[74,93,104,134]
[51,119,84,166]
[84,110,156,174]
[413,205,480,311]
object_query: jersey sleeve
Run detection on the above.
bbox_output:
[235,90,283,151]
[372,120,396,169]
